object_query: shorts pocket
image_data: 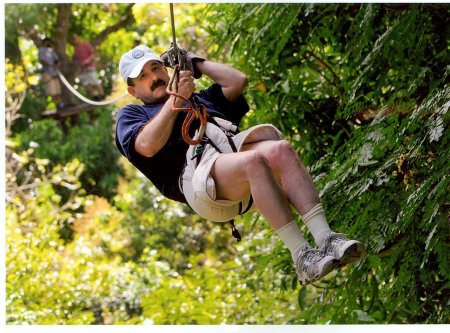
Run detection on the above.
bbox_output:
[193,174,216,202]
[191,148,220,203]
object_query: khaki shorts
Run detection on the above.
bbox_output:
[42,72,61,97]
[181,121,283,222]
[80,68,100,86]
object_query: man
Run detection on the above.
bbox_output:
[115,45,365,285]
[72,33,105,100]
[38,38,64,110]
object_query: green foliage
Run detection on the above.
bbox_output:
[6,140,297,324]
[14,110,121,199]
[285,84,449,324]
[206,3,448,165]
[207,2,449,324]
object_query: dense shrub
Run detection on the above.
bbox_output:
[14,109,122,199]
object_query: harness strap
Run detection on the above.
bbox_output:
[238,196,254,215]
[226,136,238,153]
[207,116,239,152]
[190,119,254,242]
[166,65,207,145]
[229,220,241,242]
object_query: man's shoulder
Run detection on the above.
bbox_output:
[82,41,93,49]
[118,103,144,116]
[119,103,144,111]
[120,103,163,112]
[117,103,163,120]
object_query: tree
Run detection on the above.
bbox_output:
[6,3,135,107]
[206,3,449,323]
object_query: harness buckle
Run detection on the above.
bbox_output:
[194,145,204,156]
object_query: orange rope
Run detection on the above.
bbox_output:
[166,65,207,145]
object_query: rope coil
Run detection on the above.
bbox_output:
[166,3,207,145]
[166,65,207,145]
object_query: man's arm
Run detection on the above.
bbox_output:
[134,71,195,158]
[196,61,248,102]
[81,55,94,67]
[134,95,179,157]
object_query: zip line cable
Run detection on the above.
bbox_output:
[170,3,178,53]
[165,3,207,145]
[166,3,241,241]
[57,69,128,106]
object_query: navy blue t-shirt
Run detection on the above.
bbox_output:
[115,83,249,203]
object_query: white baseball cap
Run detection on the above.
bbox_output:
[119,45,164,83]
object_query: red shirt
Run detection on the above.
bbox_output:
[74,42,95,69]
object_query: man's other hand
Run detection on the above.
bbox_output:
[161,49,205,79]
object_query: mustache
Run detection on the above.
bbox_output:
[150,79,167,91]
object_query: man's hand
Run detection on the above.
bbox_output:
[173,70,196,107]
[161,49,205,79]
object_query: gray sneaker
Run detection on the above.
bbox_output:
[295,244,337,286]
[319,232,365,267]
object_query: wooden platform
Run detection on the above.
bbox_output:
[40,103,97,119]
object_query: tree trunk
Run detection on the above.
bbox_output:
[54,4,76,105]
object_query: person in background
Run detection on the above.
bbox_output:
[72,33,105,101]
[38,38,65,110]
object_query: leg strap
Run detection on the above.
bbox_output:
[229,219,241,242]
[238,195,254,215]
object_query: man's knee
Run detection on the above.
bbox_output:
[268,140,296,163]
[243,151,271,177]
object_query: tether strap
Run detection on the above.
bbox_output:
[229,220,241,242]
[166,65,207,145]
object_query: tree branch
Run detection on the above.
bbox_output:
[305,50,343,97]
[91,3,135,47]
[54,3,77,105]
[40,103,98,119]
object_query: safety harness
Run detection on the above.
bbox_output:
[165,3,252,241]
[189,116,254,242]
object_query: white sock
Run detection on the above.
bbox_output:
[276,220,308,261]
[302,203,331,247]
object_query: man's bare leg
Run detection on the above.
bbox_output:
[241,140,332,245]
[241,140,320,215]
[210,149,338,285]
[239,139,365,265]
[211,150,294,230]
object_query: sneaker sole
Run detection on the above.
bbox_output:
[319,258,339,279]
[337,242,365,267]
[298,258,339,286]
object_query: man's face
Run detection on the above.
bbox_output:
[128,61,170,104]
[72,34,81,45]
